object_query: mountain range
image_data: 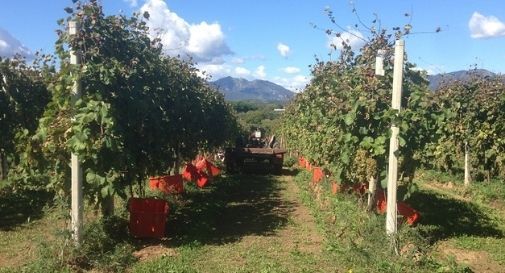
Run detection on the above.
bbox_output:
[210,70,503,102]
[427,69,500,91]
[210,76,295,102]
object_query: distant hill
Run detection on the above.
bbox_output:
[427,69,499,91]
[211,76,295,102]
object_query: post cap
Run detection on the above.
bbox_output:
[69,20,79,35]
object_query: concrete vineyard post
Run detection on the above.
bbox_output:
[1,76,9,179]
[367,176,377,211]
[386,40,404,241]
[464,141,471,187]
[375,49,386,76]
[69,20,83,246]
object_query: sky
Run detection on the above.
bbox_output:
[0,0,504,92]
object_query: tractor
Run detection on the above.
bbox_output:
[224,128,286,174]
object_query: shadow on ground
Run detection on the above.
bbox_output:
[281,168,299,176]
[161,173,295,247]
[408,190,503,243]
[0,189,53,231]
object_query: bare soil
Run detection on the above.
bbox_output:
[437,241,505,273]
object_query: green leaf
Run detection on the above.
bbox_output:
[361,136,374,148]
[375,136,387,145]
[372,145,386,156]
[399,136,406,147]
[344,114,354,126]
[101,185,113,198]
[381,176,388,188]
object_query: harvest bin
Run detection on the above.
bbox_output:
[128,198,169,238]
[149,174,184,194]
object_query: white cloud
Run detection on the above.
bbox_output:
[282,66,300,74]
[230,57,244,64]
[410,65,445,75]
[198,62,309,91]
[187,22,230,60]
[292,75,311,90]
[328,29,366,51]
[469,12,505,39]
[254,65,266,79]
[124,0,138,7]
[273,74,311,92]
[277,43,290,57]
[0,28,32,58]
[196,63,230,79]
[140,0,232,63]
[234,66,251,77]
[196,63,242,80]
[198,64,266,81]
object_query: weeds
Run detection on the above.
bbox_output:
[293,170,472,273]
[1,211,137,273]
[3,170,501,272]
[0,189,53,230]
[416,169,505,205]
[283,156,297,168]
[66,216,136,272]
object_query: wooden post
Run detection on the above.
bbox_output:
[386,40,404,240]
[464,141,471,187]
[69,20,83,245]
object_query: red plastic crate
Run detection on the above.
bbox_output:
[305,160,312,171]
[182,163,199,181]
[128,198,169,238]
[207,162,221,177]
[331,182,340,195]
[195,158,207,171]
[312,167,324,183]
[149,175,184,194]
[298,157,306,168]
[374,189,420,225]
[195,158,221,177]
[196,171,209,188]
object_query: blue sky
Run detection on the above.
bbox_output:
[1,0,504,91]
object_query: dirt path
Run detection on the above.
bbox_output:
[133,174,336,273]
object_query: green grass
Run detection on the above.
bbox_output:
[163,174,290,246]
[408,169,505,270]
[407,189,503,242]
[454,236,505,265]
[416,169,505,206]
[0,188,53,230]
[0,212,137,273]
[132,242,296,273]
[131,172,339,273]
[292,170,476,273]
[0,188,60,271]
[132,244,200,273]
[0,187,136,272]
[469,181,505,205]
[1,174,296,272]
[2,169,503,272]
[296,174,420,272]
